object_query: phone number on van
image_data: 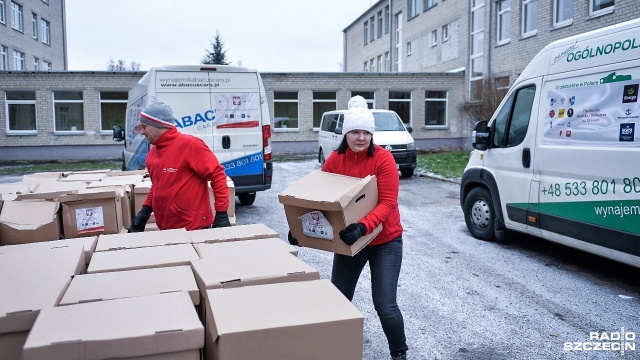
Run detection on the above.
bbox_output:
[542,178,640,197]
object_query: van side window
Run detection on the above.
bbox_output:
[492,85,536,148]
[322,114,340,132]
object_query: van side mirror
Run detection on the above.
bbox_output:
[471,121,491,150]
[113,126,125,142]
[406,126,413,133]
[334,128,342,135]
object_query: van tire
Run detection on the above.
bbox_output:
[401,169,414,178]
[238,192,256,206]
[319,149,326,166]
[463,187,496,241]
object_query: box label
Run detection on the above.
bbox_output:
[75,206,105,234]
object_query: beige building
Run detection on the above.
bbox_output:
[0,0,67,71]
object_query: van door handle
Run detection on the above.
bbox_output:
[522,148,531,168]
[222,135,231,149]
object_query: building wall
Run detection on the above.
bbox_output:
[0,0,67,70]
[0,70,467,161]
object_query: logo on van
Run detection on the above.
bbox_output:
[620,123,635,142]
[622,84,639,103]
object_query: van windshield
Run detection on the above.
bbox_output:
[373,112,406,131]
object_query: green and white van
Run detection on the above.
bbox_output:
[461,19,640,267]
[113,65,272,205]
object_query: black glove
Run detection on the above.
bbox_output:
[129,205,152,233]
[212,211,231,228]
[339,223,367,245]
[287,231,299,246]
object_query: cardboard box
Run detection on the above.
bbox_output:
[87,181,137,229]
[60,266,199,306]
[0,182,35,195]
[278,170,383,256]
[17,181,87,201]
[95,228,191,252]
[59,188,124,238]
[0,276,71,360]
[209,176,236,218]
[87,243,199,274]
[132,180,155,223]
[193,237,298,258]
[104,169,148,177]
[188,223,279,244]
[0,245,86,283]
[58,172,107,183]
[21,171,64,181]
[23,292,204,360]
[205,280,364,360]
[0,200,62,245]
[0,236,97,264]
[190,251,319,294]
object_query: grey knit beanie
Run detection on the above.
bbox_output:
[342,95,375,135]
[139,102,176,128]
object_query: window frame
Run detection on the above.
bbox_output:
[442,24,449,43]
[521,0,538,38]
[424,91,448,128]
[389,91,412,126]
[407,41,413,56]
[364,20,369,45]
[408,0,419,19]
[5,91,37,135]
[13,50,25,70]
[11,1,23,32]
[470,0,485,102]
[0,46,8,70]
[589,0,614,18]
[42,60,51,70]
[33,57,39,70]
[497,0,511,45]
[351,91,375,109]
[377,10,383,38]
[424,0,437,11]
[431,30,438,47]
[41,18,50,45]
[370,15,375,42]
[273,91,299,132]
[312,91,337,130]
[0,0,5,24]
[31,12,38,39]
[384,5,390,34]
[553,0,573,27]
[53,91,85,133]
[99,91,128,133]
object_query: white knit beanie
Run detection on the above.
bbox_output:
[139,102,176,129]
[342,95,375,135]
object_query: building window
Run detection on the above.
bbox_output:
[43,60,51,70]
[351,91,375,108]
[54,91,84,132]
[407,41,413,56]
[41,19,50,45]
[395,12,403,72]
[368,58,374,72]
[389,91,411,125]
[11,1,23,32]
[384,5,390,34]
[100,92,127,132]
[0,0,5,24]
[0,46,7,70]
[33,57,39,70]
[385,52,390,72]
[495,76,510,98]
[470,0,485,101]
[370,16,375,42]
[313,92,337,129]
[425,91,447,126]
[6,91,37,133]
[522,0,538,37]
[442,24,449,42]
[424,0,437,10]
[31,13,38,39]
[589,0,613,17]
[364,61,369,72]
[378,55,383,72]
[497,0,510,45]
[554,0,573,27]
[273,92,299,130]
[13,50,25,70]
[364,20,369,45]
[431,30,438,46]
[408,0,419,18]
[377,11,383,38]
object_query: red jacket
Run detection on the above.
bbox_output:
[322,145,403,246]
[143,128,229,230]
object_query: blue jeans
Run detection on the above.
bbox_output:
[331,236,408,355]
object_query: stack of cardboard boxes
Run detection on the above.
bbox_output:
[0,169,380,359]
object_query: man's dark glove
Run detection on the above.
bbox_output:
[287,231,299,246]
[129,205,152,233]
[339,223,367,245]
[212,211,231,228]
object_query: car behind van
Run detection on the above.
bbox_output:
[318,109,417,177]
[460,18,640,268]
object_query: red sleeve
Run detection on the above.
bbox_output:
[187,138,230,213]
[359,151,399,234]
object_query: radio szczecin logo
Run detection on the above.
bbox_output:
[564,328,636,356]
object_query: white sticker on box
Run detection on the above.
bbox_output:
[75,206,105,234]
[299,211,334,240]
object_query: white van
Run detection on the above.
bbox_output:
[461,19,640,268]
[318,109,417,177]
[112,65,272,205]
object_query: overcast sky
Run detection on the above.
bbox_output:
[65,0,373,72]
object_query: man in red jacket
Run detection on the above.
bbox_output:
[129,101,231,232]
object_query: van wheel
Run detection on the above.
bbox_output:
[401,169,414,178]
[463,187,496,241]
[121,152,126,171]
[238,192,256,206]
[319,149,326,166]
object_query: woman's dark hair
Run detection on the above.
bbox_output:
[337,135,375,157]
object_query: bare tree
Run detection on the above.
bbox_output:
[107,59,141,71]
[202,30,230,65]
[460,76,509,123]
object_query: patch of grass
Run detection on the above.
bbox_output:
[416,150,470,179]
[0,160,121,175]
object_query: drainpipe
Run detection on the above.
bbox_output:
[61,0,68,70]
[343,31,347,72]
[484,0,491,86]
[389,0,393,72]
